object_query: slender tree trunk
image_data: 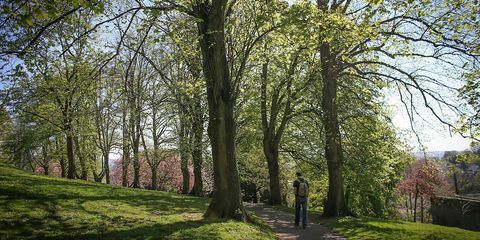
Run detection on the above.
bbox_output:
[191,104,204,196]
[151,165,158,190]
[180,123,190,194]
[420,196,424,223]
[178,111,191,194]
[41,145,49,176]
[413,184,418,222]
[55,137,66,178]
[103,151,110,184]
[409,193,413,215]
[122,107,130,187]
[66,131,75,179]
[131,105,140,188]
[195,1,245,220]
[73,136,88,180]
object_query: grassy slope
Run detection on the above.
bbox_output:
[0,164,276,240]
[274,205,480,240]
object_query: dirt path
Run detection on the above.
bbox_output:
[245,203,346,240]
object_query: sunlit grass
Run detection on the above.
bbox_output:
[0,163,276,240]
[273,204,479,240]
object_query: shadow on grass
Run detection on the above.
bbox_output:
[0,165,221,239]
[46,219,228,240]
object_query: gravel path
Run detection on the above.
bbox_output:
[245,203,346,240]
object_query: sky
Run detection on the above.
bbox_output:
[392,112,472,151]
[389,95,473,152]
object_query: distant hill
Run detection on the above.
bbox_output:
[413,151,445,159]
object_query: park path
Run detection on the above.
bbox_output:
[244,203,346,240]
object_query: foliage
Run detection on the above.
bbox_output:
[397,160,451,197]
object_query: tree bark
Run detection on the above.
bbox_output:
[181,157,190,194]
[320,42,349,217]
[43,165,49,175]
[151,165,158,190]
[55,137,66,178]
[413,183,418,222]
[131,136,140,188]
[195,0,246,220]
[190,102,204,196]
[66,130,75,179]
[409,193,413,215]
[103,151,110,184]
[73,135,88,180]
[122,106,130,187]
[260,61,288,206]
[420,195,424,223]
[179,120,190,194]
[264,145,282,205]
[130,103,141,188]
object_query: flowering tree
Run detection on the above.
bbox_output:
[35,161,62,177]
[397,160,451,222]
[110,155,193,192]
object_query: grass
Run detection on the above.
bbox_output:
[273,204,480,240]
[0,163,276,240]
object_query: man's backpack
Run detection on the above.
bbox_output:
[298,181,308,197]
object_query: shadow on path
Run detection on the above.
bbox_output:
[245,203,346,240]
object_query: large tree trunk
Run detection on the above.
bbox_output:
[195,1,245,220]
[264,143,282,205]
[320,43,349,217]
[190,104,204,196]
[260,62,284,206]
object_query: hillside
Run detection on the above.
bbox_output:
[0,164,275,240]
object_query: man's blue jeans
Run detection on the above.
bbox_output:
[295,196,308,227]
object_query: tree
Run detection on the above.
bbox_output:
[256,26,315,204]
[93,63,121,184]
[398,160,450,222]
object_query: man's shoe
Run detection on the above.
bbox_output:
[302,225,307,229]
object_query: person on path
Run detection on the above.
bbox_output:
[293,172,309,229]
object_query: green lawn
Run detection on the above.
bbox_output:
[323,217,480,240]
[0,164,276,240]
[274,205,480,240]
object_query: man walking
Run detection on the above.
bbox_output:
[293,172,309,229]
